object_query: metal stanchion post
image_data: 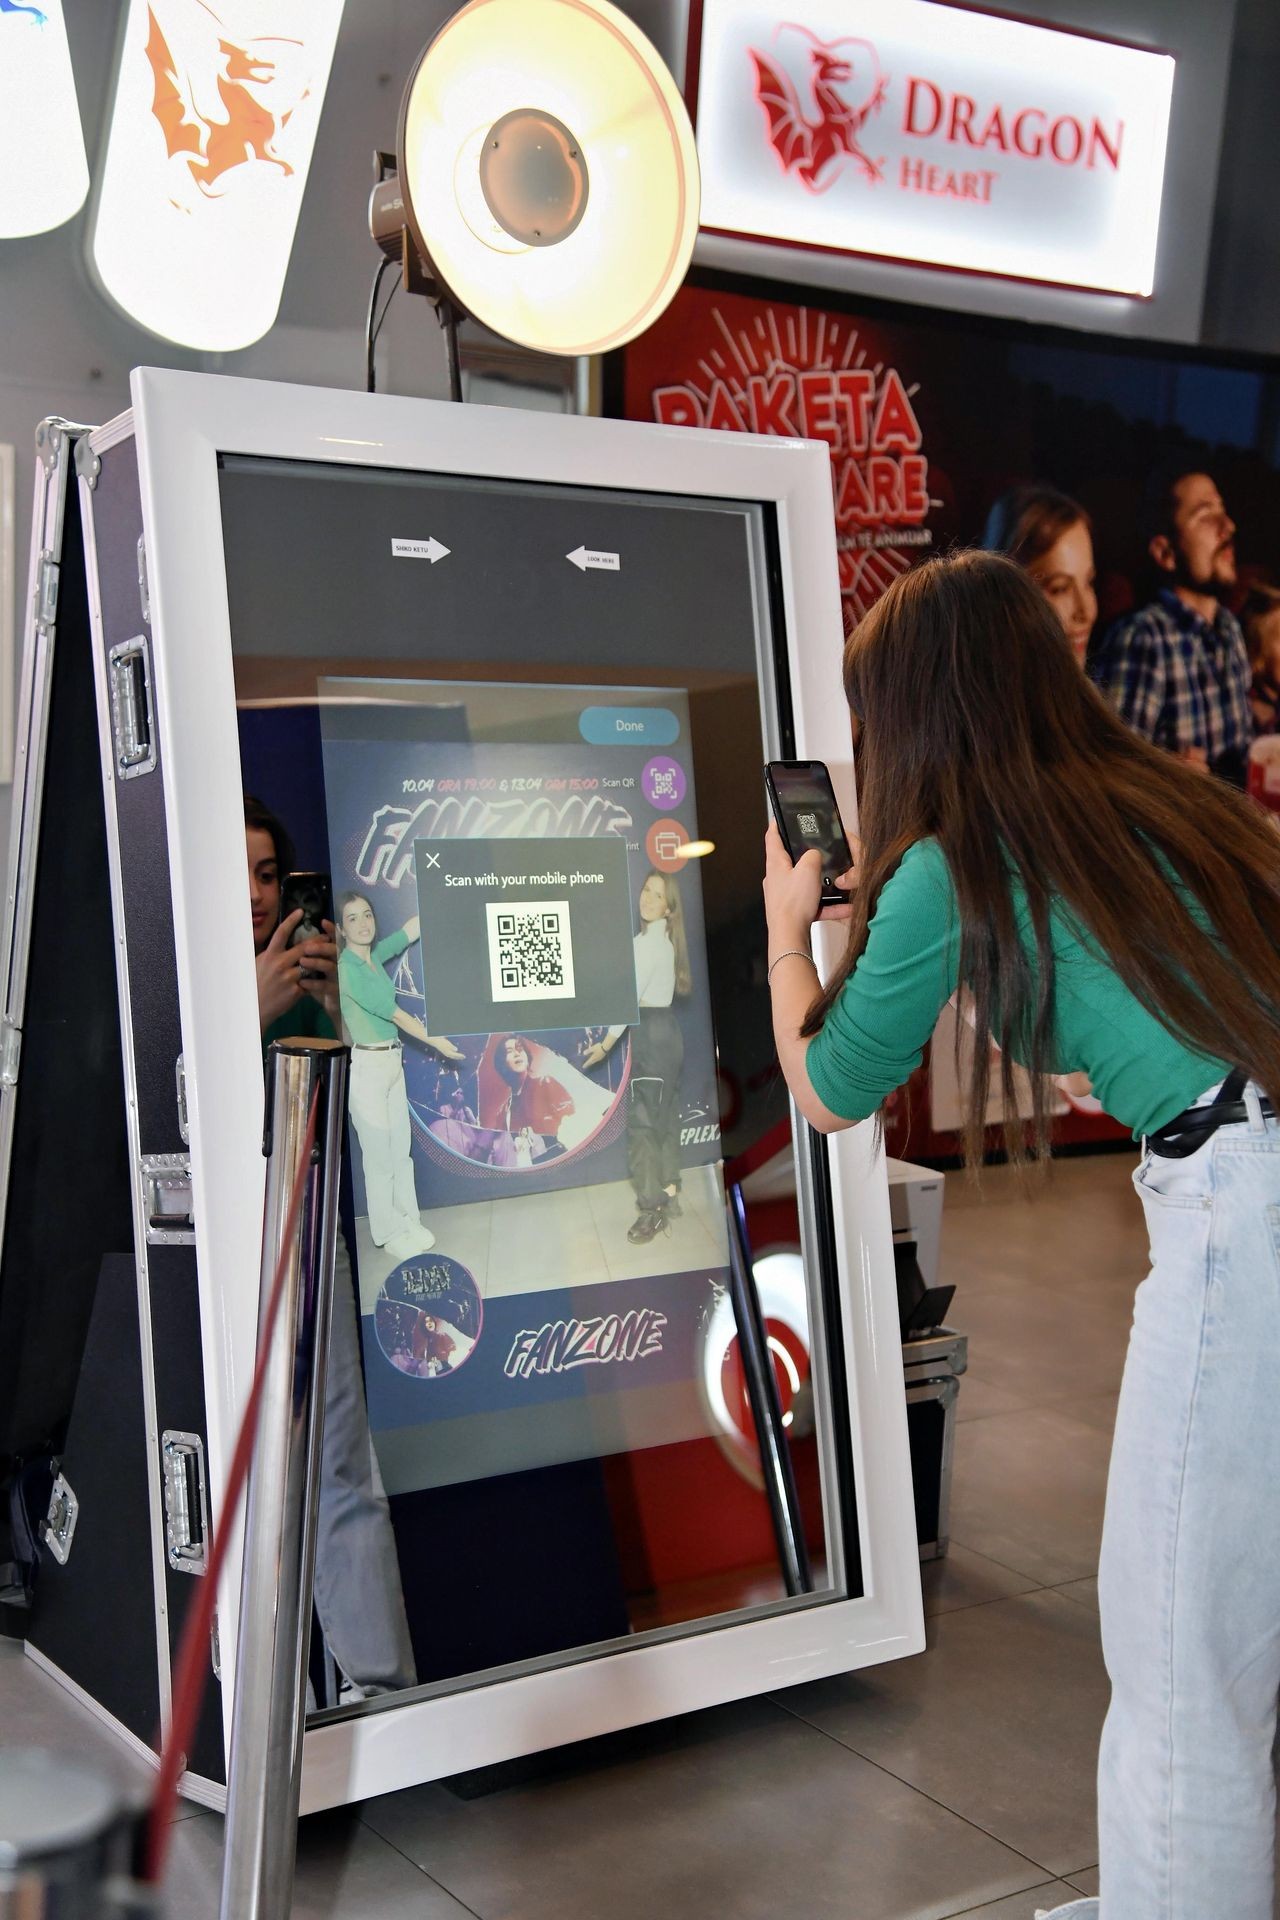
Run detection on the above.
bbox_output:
[218,1037,348,1920]
[725,1180,813,1598]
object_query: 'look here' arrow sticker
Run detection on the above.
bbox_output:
[391,537,451,563]
[566,546,620,573]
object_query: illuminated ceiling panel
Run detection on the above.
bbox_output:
[89,0,345,351]
[0,2,90,239]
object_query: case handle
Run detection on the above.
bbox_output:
[107,635,157,779]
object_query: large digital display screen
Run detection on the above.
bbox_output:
[221,448,843,1694]
[319,680,731,1495]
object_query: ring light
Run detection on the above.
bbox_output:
[701,1251,812,1486]
[376,0,699,359]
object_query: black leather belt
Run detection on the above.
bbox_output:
[1147,1070,1276,1158]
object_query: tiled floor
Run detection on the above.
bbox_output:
[6,1148,1221,1917]
[353,1162,729,1307]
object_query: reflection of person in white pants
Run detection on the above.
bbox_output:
[337,892,462,1262]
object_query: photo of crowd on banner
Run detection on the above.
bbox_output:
[615,274,1280,1151]
[981,470,1277,812]
[954,467,1276,1134]
[617,277,1280,820]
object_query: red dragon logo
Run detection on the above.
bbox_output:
[144,3,306,199]
[750,26,887,192]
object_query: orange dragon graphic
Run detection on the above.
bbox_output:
[144,3,306,197]
[750,27,887,192]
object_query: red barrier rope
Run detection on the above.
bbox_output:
[143,1082,320,1885]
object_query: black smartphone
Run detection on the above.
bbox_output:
[764,761,855,908]
[280,871,333,977]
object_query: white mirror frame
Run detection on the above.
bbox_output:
[109,367,922,1808]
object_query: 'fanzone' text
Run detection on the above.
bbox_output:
[504,1308,667,1379]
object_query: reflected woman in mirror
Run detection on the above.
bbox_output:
[585,869,692,1244]
[337,891,463,1263]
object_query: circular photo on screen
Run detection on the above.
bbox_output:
[373,1253,483,1381]
[405,1025,628,1176]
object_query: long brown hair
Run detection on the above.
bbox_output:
[981,485,1091,569]
[802,551,1280,1164]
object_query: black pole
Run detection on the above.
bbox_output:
[437,297,463,403]
[364,255,393,393]
[725,1180,813,1597]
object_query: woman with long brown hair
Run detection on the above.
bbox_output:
[763,552,1280,1920]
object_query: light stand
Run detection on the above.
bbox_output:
[367,149,463,401]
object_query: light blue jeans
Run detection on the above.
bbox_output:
[1042,1086,1280,1920]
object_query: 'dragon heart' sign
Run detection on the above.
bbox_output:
[617,280,940,631]
[691,0,1175,296]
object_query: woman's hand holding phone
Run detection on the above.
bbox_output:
[763,821,856,946]
[761,821,861,1139]
[257,909,306,1030]
[297,919,340,1024]
[763,760,858,919]
[820,861,858,919]
[257,912,341,1033]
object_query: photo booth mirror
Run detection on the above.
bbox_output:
[4,371,921,1812]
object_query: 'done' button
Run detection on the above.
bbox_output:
[579,707,680,747]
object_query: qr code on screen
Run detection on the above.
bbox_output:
[485,900,576,1003]
[798,812,820,838]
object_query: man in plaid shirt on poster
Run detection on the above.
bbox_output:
[1093,468,1252,786]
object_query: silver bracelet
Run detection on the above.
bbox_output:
[768,948,816,984]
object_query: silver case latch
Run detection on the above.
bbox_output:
[0,1018,21,1091]
[175,1054,190,1146]
[34,550,59,633]
[108,635,157,780]
[136,533,151,626]
[161,1431,208,1575]
[141,1153,195,1245]
[43,1473,79,1567]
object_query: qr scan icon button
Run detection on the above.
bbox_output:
[486,900,576,1003]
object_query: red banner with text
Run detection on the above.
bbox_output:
[622,280,940,633]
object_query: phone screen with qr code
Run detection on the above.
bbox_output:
[765,761,854,902]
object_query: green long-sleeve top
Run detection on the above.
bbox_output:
[804,839,1227,1140]
[337,928,411,1045]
